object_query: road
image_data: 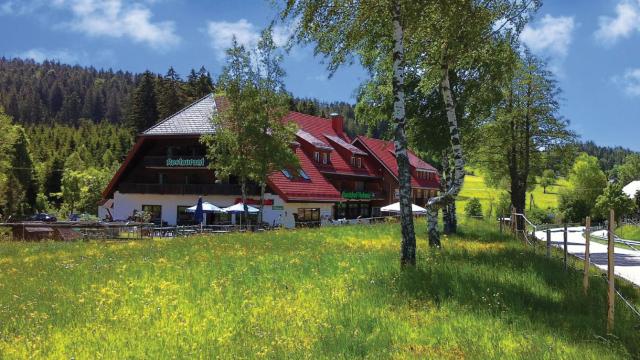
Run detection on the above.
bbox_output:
[534,227,640,287]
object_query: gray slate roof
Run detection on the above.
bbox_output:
[142,94,216,136]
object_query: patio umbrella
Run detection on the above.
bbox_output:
[380,202,427,215]
[193,197,204,227]
[185,202,224,213]
[223,202,260,228]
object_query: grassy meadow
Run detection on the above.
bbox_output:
[617,225,640,241]
[1,221,640,359]
[457,168,566,217]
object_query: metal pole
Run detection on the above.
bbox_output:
[563,224,568,271]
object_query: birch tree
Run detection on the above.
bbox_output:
[281,0,418,266]
[356,0,536,246]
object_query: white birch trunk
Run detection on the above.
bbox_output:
[427,56,465,247]
[392,0,416,267]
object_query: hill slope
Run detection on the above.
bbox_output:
[457,168,566,217]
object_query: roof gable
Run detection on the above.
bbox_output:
[143,94,216,136]
[355,136,440,189]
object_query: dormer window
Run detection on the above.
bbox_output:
[322,152,329,164]
[356,157,362,168]
[417,170,430,179]
[282,169,293,179]
[314,151,320,162]
[298,169,310,180]
[350,156,356,166]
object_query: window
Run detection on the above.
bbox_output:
[356,157,362,168]
[282,169,293,179]
[350,156,356,166]
[177,206,194,225]
[141,205,162,224]
[314,151,320,162]
[322,152,328,164]
[298,169,310,180]
[296,208,320,222]
[355,181,365,192]
[158,173,166,184]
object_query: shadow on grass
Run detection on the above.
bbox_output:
[362,224,640,357]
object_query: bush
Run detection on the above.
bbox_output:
[496,192,512,217]
[465,198,483,218]
[526,207,555,225]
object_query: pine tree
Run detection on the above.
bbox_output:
[8,126,37,214]
[127,71,158,132]
[157,67,184,120]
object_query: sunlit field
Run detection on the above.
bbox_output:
[458,168,566,216]
[617,225,640,241]
[1,220,639,359]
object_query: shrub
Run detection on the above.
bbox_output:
[526,207,555,225]
[465,198,483,218]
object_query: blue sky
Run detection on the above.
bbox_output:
[0,0,639,151]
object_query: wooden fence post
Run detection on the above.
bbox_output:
[583,216,590,295]
[546,229,551,258]
[607,209,615,333]
[563,224,568,271]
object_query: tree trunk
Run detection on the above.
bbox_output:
[241,178,249,230]
[441,150,457,234]
[426,55,466,248]
[391,0,416,267]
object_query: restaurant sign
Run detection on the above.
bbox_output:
[166,157,206,167]
[342,191,373,200]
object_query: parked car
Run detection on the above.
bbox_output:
[30,213,57,222]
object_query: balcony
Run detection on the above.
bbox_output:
[118,183,260,195]
[143,156,209,168]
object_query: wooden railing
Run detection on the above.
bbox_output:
[118,183,260,195]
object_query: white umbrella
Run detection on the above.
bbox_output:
[380,202,427,214]
[223,202,260,214]
[223,202,260,229]
[185,202,225,213]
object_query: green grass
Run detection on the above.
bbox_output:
[458,168,566,216]
[616,225,640,241]
[1,221,640,359]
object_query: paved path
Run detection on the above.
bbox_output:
[534,227,640,287]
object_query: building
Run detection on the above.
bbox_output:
[100,94,440,228]
[623,180,640,199]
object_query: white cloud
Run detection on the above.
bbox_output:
[613,68,640,96]
[595,0,640,45]
[1,0,179,50]
[520,14,575,58]
[17,48,81,64]
[62,0,180,50]
[206,18,293,59]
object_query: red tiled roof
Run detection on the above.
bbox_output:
[266,112,384,201]
[296,129,334,151]
[267,146,342,202]
[283,112,381,177]
[354,136,440,189]
[325,134,367,155]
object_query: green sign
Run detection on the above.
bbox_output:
[272,205,284,210]
[342,191,373,200]
[166,157,206,167]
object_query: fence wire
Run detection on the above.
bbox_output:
[510,213,640,322]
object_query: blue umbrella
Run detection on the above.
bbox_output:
[193,197,204,225]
